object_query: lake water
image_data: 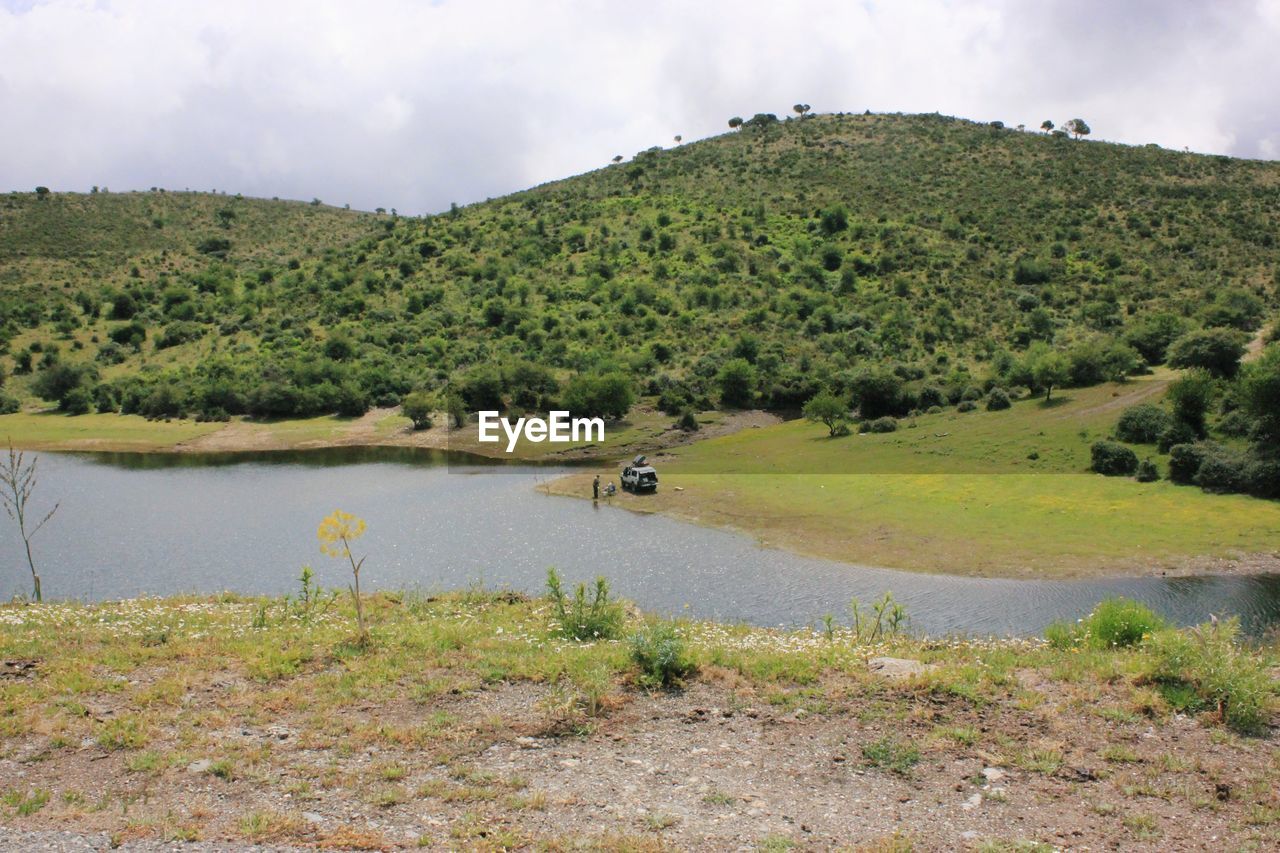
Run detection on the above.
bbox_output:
[2,448,1278,637]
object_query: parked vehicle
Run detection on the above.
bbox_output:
[621,454,658,493]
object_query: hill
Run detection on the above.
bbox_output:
[0,111,1276,425]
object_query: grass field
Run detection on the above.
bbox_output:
[547,379,1280,578]
[0,411,222,451]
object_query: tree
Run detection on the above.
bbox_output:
[1065,118,1091,139]
[611,155,623,164]
[848,367,904,419]
[793,103,811,119]
[1239,345,1280,451]
[728,116,743,130]
[1167,369,1216,436]
[563,372,634,419]
[673,135,682,145]
[716,358,756,408]
[803,390,849,436]
[1,444,59,602]
[743,113,779,130]
[1167,328,1248,378]
[1030,349,1070,401]
[1124,313,1190,365]
[401,391,436,430]
[1040,120,1054,133]
[35,186,50,198]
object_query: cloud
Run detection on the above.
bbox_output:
[0,0,1276,214]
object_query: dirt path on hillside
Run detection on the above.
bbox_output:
[1244,324,1271,363]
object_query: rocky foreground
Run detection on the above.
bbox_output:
[0,593,1276,851]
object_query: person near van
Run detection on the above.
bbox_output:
[593,474,600,500]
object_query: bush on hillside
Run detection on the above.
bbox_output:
[864,416,898,433]
[1115,403,1170,444]
[1167,443,1212,485]
[1090,440,1138,476]
[1167,328,1248,379]
[1135,459,1160,483]
[985,387,1012,411]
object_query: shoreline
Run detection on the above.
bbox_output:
[540,470,1280,582]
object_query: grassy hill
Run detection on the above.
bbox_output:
[1,112,1276,424]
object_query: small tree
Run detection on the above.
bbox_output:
[717,358,756,408]
[1031,350,1070,401]
[611,155,622,164]
[803,391,849,436]
[1167,369,1216,436]
[1,443,59,602]
[400,391,435,430]
[793,103,811,119]
[1040,120,1054,133]
[728,116,743,130]
[673,135,682,145]
[317,510,369,638]
[1065,118,1091,139]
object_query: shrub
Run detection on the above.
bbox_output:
[865,416,898,433]
[1157,420,1198,453]
[1090,440,1137,476]
[1241,456,1280,499]
[956,400,977,413]
[401,391,435,430]
[985,387,1011,411]
[1115,403,1170,444]
[1145,618,1273,733]
[1167,328,1248,379]
[546,568,624,642]
[1167,443,1211,484]
[917,385,945,409]
[1080,597,1165,649]
[849,367,905,418]
[677,409,699,432]
[925,405,942,415]
[1166,369,1216,436]
[0,392,19,415]
[61,385,93,415]
[630,623,695,688]
[1135,459,1160,483]
[563,372,634,419]
[716,358,756,409]
[1194,449,1246,493]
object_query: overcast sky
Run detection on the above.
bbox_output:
[2,0,1278,215]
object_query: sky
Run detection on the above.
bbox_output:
[2,0,1278,215]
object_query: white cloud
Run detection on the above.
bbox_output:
[0,0,1276,214]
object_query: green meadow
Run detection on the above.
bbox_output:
[550,380,1280,577]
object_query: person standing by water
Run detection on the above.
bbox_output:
[593,474,600,500]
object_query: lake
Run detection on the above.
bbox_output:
[2,448,1278,637]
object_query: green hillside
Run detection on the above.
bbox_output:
[1,112,1276,425]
